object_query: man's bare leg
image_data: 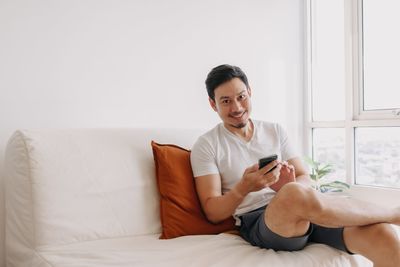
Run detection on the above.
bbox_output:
[266,183,400,235]
[344,224,400,267]
[265,183,400,266]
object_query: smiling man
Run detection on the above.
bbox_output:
[190,64,400,266]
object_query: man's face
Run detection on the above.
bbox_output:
[209,77,252,129]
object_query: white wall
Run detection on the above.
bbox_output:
[0,0,304,265]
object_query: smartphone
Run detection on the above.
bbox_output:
[258,154,278,171]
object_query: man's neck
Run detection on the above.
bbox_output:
[225,119,254,142]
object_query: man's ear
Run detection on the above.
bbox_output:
[208,97,218,112]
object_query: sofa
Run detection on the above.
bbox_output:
[4,128,377,266]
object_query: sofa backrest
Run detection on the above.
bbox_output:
[5,128,203,248]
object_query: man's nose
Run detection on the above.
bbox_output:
[231,100,242,111]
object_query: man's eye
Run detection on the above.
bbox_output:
[222,100,230,104]
[238,94,246,100]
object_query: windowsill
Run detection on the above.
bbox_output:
[349,185,400,208]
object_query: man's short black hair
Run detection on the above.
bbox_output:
[205,64,250,101]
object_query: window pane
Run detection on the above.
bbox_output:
[355,127,400,188]
[311,0,345,121]
[312,128,346,182]
[363,0,400,111]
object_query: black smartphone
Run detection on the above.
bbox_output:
[258,154,278,171]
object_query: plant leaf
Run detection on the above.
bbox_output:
[320,165,333,172]
[304,156,319,169]
[327,181,350,188]
[317,169,332,178]
[319,181,350,192]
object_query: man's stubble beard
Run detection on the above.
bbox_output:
[230,110,250,129]
[231,122,247,129]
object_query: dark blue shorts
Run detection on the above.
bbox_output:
[239,206,352,253]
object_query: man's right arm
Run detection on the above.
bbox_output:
[195,162,281,224]
[195,173,246,223]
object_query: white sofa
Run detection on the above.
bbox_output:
[4,128,375,267]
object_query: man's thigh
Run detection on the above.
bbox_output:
[239,206,312,251]
[240,205,351,253]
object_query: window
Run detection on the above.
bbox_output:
[312,128,346,183]
[361,0,400,113]
[355,127,400,188]
[306,0,400,189]
[310,0,346,122]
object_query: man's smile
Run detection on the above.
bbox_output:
[229,111,247,119]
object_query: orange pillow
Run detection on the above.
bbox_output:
[151,141,236,239]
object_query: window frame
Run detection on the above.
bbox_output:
[354,0,400,121]
[304,0,400,192]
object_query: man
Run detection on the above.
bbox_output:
[190,64,400,266]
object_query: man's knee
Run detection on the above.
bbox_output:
[349,223,400,254]
[369,223,400,246]
[265,183,318,237]
[274,182,323,215]
[370,223,400,263]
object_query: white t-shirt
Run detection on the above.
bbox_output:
[190,120,298,218]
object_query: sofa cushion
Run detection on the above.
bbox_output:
[5,128,203,248]
[151,141,235,239]
[36,234,373,267]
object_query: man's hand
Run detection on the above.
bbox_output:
[269,161,296,192]
[235,160,281,196]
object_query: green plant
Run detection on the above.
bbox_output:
[304,157,350,193]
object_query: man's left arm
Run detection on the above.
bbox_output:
[287,157,313,187]
[269,157,312,192]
